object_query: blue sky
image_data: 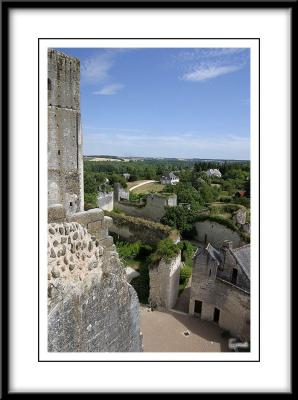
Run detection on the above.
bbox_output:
[57,47,250,160]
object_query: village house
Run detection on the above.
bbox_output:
[123,173,131,180]
[160,172,179,185]
[206,168,222,178]
[235,190,247,198]
[189,240,250,342]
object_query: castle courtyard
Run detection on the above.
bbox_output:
[139,306,231,352]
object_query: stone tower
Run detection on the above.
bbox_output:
[48,49,84,215]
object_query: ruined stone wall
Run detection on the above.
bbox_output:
[114,183,129,202]
[115,193,177,222]
[48,49,84,215]
[106,212,180,245]
[194,220,244,248]
[48,218,142,352]
[149,252,181,309]
[97,191,114,211]
[189,251,250,341]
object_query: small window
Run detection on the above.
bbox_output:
[70,202,73,207]
[58,150,60,155]
[209,269,212,277]
[48,78,52,91]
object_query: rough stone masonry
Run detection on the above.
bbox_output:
[47,49,142,352]
[48,49,84,216]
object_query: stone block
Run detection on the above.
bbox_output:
[68,209,104,226]
[48,205,66,223]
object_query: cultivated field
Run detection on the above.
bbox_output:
[127,180,151,189]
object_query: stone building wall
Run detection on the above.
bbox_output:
[149,252,181,310]
[48,49,84,215]
[189,250,250,341]
[48,218,142,352]
[194,220,244,248]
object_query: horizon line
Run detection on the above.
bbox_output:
[83,154,250,162]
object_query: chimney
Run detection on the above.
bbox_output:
[222,240,233,250]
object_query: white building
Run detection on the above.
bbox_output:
[160,172,179,185]
[206,168,222,178]
[123,173,130,180]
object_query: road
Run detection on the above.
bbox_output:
[128,180,157,192]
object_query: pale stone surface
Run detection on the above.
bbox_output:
[195,220,244,248]
[48,205,66,223]
[48,221,142,352]
[48,49,84,215]
[97,191,114,211]
[149,252,181,309]
[48,273,142,352]
[125,267,140,283]
[233,209,247,225]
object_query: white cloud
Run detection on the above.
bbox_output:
[183,64,241,82]
[93,84,125,95]
[81,49,129,84]
[81,53,113,83]
[170,47,249,82]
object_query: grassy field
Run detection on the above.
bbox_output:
[127,180,149,189]
[131,182,165,194]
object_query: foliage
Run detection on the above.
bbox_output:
[178,240,197,263]
[199,183,220,204]
[84,192,97,210]
[116,240,143,260]
[161,207,197,239]
[113,237,154,304]
[233,196,250,208]
[149,238,180,264]
[129,191,144,202]
[130,262,150,304]
[179,264,192,285]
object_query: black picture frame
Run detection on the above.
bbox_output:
[1,0,294,396]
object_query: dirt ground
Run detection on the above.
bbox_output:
[139,306,231,352]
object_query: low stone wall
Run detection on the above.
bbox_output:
[106,212,180,245]
[149,252,181,309]
[194,220,244,248]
